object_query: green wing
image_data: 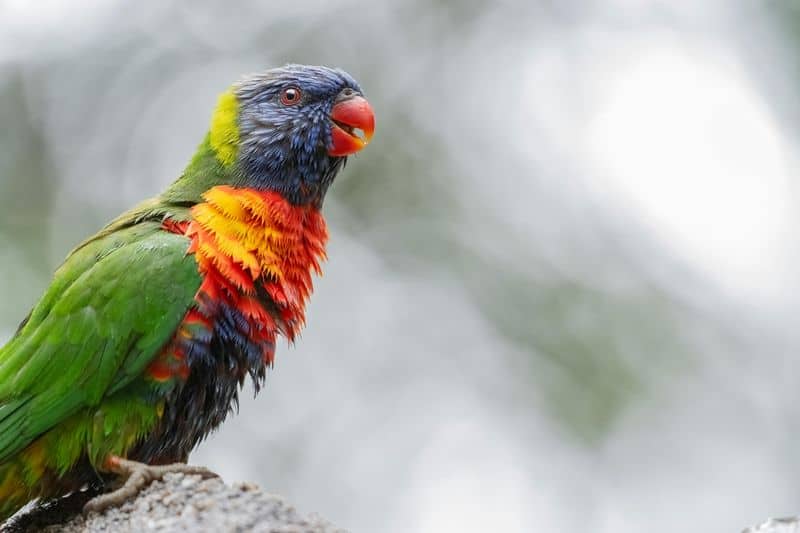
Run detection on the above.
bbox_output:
[0,219,201,462]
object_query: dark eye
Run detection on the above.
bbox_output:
[280,87,302,106]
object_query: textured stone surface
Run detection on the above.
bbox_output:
[28,473,344,533]
[744,517,800,533]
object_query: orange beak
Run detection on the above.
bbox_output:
[328,95,375,157]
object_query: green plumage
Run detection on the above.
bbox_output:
[0,142,221,519]
[0,214,201,514]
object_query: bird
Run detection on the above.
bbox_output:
[0,64,375,521]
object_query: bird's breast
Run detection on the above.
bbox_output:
[147,185,328,385]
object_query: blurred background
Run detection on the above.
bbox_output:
[1,0,800,531]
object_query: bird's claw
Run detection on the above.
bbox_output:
[83,456,218,514]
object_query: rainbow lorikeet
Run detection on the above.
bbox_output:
[0,64,374,521]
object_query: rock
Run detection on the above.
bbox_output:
[744,517,800,533]
[4,473,345,533]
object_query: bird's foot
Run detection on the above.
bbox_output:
[83,456,218,514]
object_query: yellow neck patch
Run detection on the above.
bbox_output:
[209,89,240,167]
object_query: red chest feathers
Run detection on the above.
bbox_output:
[148,185,328,383]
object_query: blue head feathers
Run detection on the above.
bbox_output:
[233,64,371,206]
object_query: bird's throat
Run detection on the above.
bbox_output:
[155,184,328,384]
[187,185,328,338]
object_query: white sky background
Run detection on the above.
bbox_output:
[506,22,798,311]
[1,1,799,532]
[585,38,795,305]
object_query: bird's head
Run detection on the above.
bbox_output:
[208,64,375,207]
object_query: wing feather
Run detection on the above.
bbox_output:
[0,220,201,461]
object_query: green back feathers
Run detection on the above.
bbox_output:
[0,220,201,464]
[0,92,244,465]
[0,85,245,506]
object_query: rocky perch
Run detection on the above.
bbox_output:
[3,473,344,533]
[744,517,800,533]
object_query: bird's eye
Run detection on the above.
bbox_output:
[280,87,302,106]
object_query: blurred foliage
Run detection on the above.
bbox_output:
[0,67,57,328]
[468,261,688,441]
[0,69,53,259]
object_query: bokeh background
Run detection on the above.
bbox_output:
[1,1,800,531]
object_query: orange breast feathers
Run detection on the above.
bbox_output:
[186,185,329,341]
